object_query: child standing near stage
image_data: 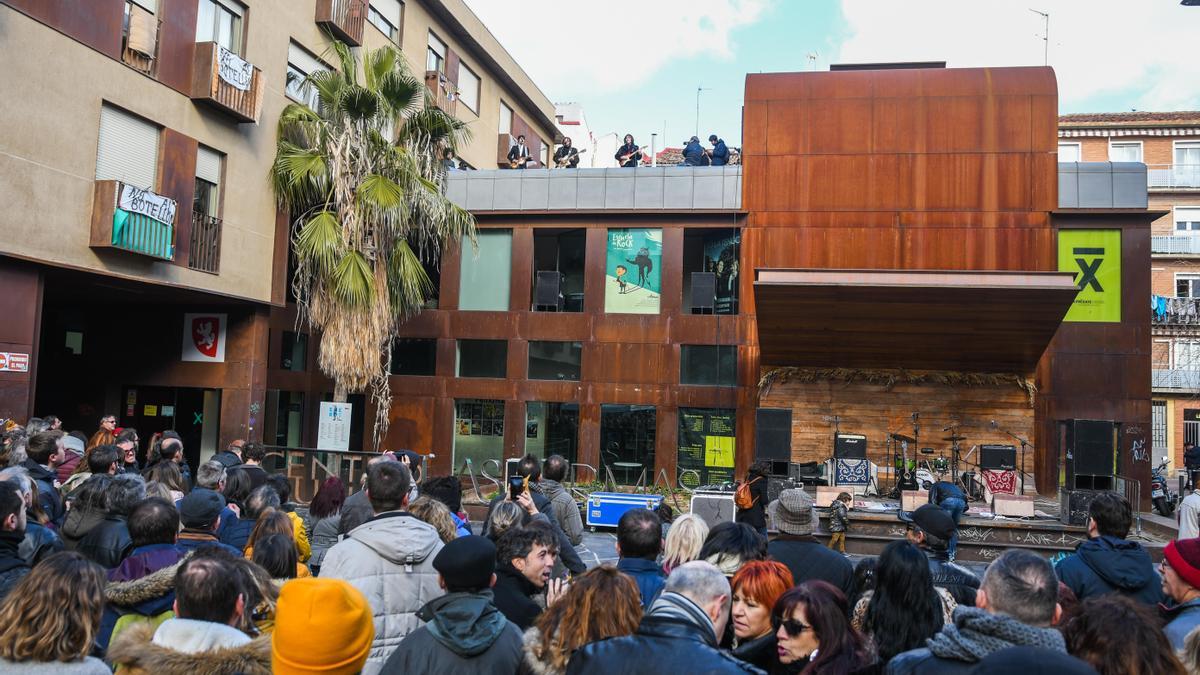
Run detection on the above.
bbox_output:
[828,492,853,554]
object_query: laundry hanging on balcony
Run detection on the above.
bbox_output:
[1153,294,1167,320]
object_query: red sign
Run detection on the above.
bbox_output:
[191,316,220,358]
[0,352,30,373]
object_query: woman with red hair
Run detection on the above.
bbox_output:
[303,476,346,576]
[731,559,795,673]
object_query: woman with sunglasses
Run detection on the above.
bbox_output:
[774,581,873,674]
[731,560,794,673]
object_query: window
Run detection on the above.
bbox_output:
[532,229,585,311]
[367,0,402,42]
[1177,208,1200,234]
[1058,142,1081,162]
[266,390,305,448]
[426,32,447,73]
[683,228,740,314]
[1177,274,1200,298]
[525,402,579,466]
[458,63,480,114]
[196,0,244,54]
[528,341,582,381]
[1188,410,1200,449]
[458,230,512,310]
[122,0,159,73]
[279,331,307,371]
[540,139,549,168]
[390,338,437,376]
[194,145,222,218]
[678,408,736,486]
[286,41,329,109]
[600,404,656,484]
[1174,341,1200,370]
[456,340,507,378]
[1177,141,1200,167]
[1109,141,1142,163]
[1152,400,1167,465]
[680,345,737,386]
[96,104,159,190]
[453,398,505,468]
[499,101,513,135]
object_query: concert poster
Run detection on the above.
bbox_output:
[678,408,736,486]
[604,228,662,314]
[702,232,740,314]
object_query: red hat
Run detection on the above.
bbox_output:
[1165,539,1200,589]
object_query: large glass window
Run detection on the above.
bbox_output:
[453,399,504,470]
[426,31,446,73]
[391,338,437,376]
[525,402,579,467]
[499,101,513,135]
[528,341,582,381]
[457,340,507,378]
[600,404,656,484]
[678,408,736,487]
[458,230,512,310]
[194,145,222,218]
[681,345,737,387]
[367,0,402,42]
[1176,208,1200,234]
[683,228,740,314]
[1109,141,1142,163]
[196,0,244,54]
[532,229,586,311]
[266,390,305,447]
[458,63,480,114]
[281,331,307,371]
[285,42,328,109]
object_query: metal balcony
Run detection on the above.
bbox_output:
[1153,369,1200,392]
[1148,164,1200,189]
[316,0,367,47]
[90,180,176,261]
[188,211,222,274]
[191,41,264,123]
[1152,235,1200,256]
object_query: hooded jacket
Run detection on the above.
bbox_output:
[217,512,254,552]
[22,459,65,527]
[320,511,445,673]
[107,617,271,675]
[617,557,666,609]
[62,501,107,551]
[98,546,190,649]
[566,592,763,675]
[535,479,584,546]
[1055,535,1165,605]
[381,590,523,674]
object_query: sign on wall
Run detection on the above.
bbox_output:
[678,408,736,487]
[318,401,353,452]
[0,352,30,373]
[181,313,227,362]
[604,228,662,313]
[1058,229,1121,323]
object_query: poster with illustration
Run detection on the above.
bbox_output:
[605,228,663,313]
[703,232,740,314]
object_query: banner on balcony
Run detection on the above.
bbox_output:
[1058,229,1121,323]
[119,184,177,225]
[181,313,227,363]
[217,45,253,91]
[604,228,662,313]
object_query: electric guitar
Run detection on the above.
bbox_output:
[554,148,587,168]
[618,145,641,166]
[508,149,532,169]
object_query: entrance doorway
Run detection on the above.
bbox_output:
[120,386,221,472]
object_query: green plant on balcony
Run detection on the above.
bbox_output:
[270,40,473,449]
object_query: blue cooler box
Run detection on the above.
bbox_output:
[585,492,663,529]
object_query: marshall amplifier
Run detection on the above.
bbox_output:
[980,445,1017,471]
[834,433,867,460]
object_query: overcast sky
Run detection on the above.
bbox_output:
[464,0,1200,148]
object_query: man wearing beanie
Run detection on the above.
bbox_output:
[272,577,374,675]
[176,488,242,556]
[766,488,854,597]
[381,536,523,674]
[1161,538,1200,649]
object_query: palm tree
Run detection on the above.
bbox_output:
[271,41,473,449]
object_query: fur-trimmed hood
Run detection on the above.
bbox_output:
[106,619,271,675]
[522,625,566,675]
[106,554,189,607]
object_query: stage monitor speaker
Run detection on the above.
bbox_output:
[534,271,562,308]
[834,433,867,460]
[789,461,826,487]
[1069,420,1117,477]
[980,444,1017,471]
[1061,488,1106,526]
[755,408,792,461]
[690,491,736,529]
[690,272,716,311]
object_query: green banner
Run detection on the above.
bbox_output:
[1058,229,1121,323]
[678,408,736,486]
[605,228,662,314]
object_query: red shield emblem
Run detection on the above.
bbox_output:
[191,317,220,358]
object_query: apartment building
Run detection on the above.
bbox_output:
[1059,111,1200,469]
[0,0,556,467]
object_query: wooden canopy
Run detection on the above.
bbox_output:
[754,269,1080,373]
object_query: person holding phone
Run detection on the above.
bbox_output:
[482,455,586,576]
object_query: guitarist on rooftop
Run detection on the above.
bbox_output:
[614,134,641,167]
[553,137,581,168]
[507,134,533,169]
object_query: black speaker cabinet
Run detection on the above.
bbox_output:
[767,477,797,503]
[1061,488,1105,526]
[755,408,792,461]
[980,444,1017,471]
[691,272,716,311]
[834,433,867,459]
[535,271,562,308]
[1068,419,1117,477]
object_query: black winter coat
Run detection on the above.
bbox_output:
[19,521,63,565]
[22,460,64,527]
[0,531,30,603]
[492,563,542,631]
[736,477,768,530]
[566,611,763,675]
[484,491,586,575]
[922,549,980,608]
[767,535,855,598]
[77,515,133,568]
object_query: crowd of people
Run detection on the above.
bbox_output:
[3,415,1200,674]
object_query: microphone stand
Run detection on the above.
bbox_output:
[998,427,1032,495]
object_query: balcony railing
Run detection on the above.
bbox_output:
[191,41,264,123]
[1148,164,1200,189]
[90,180,176,261]
[424,70,457,117]
[1152,235,1200,256]
[188,210,222,274]
[315,0,367,46]
[1153,296,1200,326]
[1153,369,1200,391]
